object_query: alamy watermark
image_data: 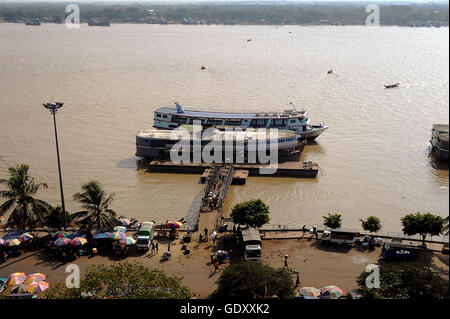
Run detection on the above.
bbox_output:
[366,4,380,27]
[65,4,80,29]
[168,121,281,174]
[65,263,80,288]
[365,264,380,288]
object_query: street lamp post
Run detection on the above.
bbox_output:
[43,102,67,230]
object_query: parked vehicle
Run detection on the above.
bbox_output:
[136,221,154,251]
[239,226,262,262]
[321,228,359,245]
[381,242,422,260]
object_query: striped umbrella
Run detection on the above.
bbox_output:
[118,237,136,246]
[298,287,321,299]
[7,273,27,286]
[19,233,33,243]
[109,231,126,240]
[26,281,50,294]
[320,286,344,299]
[54,237,70,247]
[70,237,88,247]
[5,238,21,247]
[113,226,127,233]
[167,221,183,229]
[53,231,69,240]
[25,273,46,285]
[11,284,29,294]
[121,219,131,226]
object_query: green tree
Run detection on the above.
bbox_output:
[43,205,73,231]
[442,216,449,237]
[322,213,342,229]
[360,216,382,233]
[357,263,449,299]
[73,180,121,240]
[401,212,445,245]
[43,261,193,299]
[0,164,50,230]
[230,199,270,228]
[210,262,294,299]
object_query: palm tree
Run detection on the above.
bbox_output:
[73,181,120,239]
[0,164,50,230]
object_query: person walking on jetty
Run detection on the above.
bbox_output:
[199,233,203,242]
[204,228,208,237]
[211,231,217,244]
[284,254,289,268]
[210,253,215,263]
[168,243,171,252]
[214,261,219,272]
[155,242,159,253]
[151,241,155,254]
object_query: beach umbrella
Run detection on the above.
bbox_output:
[52,231,69,240]
[113,226,127,233]
[121,219,131,227]
[54,237,70,247]
[24,273,46,285]
[19,233,33,243]
[298,287,321,299]
[26,281,50,294]
[10,284,29,294]
[7,273,27,286]
[70,237,88,247]
[118,237,136,246]
[108,231,126,240]
[5,239,21,247]
[167,221,183,229]
[320,286,344,299]
[93,231,111,240]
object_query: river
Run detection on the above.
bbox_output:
[0,23,448,232]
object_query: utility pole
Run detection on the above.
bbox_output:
[43,102,67,230]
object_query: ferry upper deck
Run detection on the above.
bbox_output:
[155,105,307,120]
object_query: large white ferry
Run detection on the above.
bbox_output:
[153,103,328,140]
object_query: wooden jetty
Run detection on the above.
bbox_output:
[201,168,248,185]
[148,160,318,178]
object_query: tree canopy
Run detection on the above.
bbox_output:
[357,263,449,299]
[401,212,445,245]
[73,180,121,237]
[43,205,73,231]
[360,216,382,233]
[230,199,270,228]
[210,262,294,299]
[0,164,50,230]
[322,213,342,229]
[43,261,194,299]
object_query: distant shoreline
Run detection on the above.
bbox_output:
[1,21,448,27]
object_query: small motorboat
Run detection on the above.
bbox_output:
[201,65,206,70]
[384,83,400,89]
[327,69,333,74]
[246,39,252,42]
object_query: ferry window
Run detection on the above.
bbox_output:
[162,115,168,119]
[290,119,296,123]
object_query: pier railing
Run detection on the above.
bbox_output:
[258,224,449,244]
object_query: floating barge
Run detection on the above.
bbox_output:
[148,160,318,178]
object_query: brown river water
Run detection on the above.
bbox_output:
[0,23,448,232]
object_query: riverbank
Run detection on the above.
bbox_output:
[1,230,448,298]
